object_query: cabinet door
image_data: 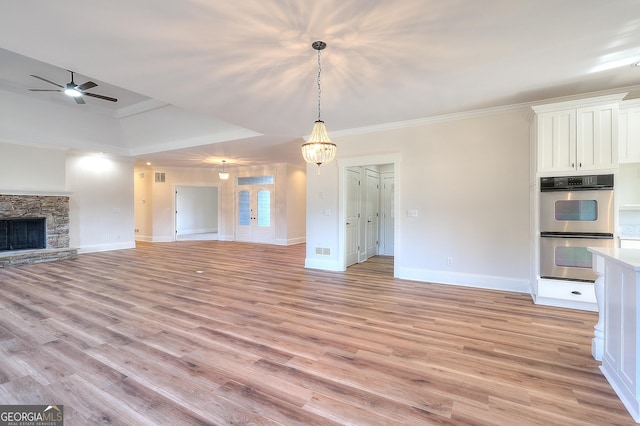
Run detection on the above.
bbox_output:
[619,106,640,163]
[577,104,617,171]
[537,109,576,173]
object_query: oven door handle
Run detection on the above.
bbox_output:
[540,232,613,239]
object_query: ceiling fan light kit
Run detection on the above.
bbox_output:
[64,85,82,97]
[302,40,336,173]
[28,70,118,104]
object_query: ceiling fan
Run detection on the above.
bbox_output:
[28,70,118,104]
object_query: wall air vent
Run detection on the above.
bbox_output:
[154,172,166,183]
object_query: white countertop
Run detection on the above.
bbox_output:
[588,247,640,272]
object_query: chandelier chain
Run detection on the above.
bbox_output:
[317,47,322,121]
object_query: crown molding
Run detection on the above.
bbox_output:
[332,84,640,139]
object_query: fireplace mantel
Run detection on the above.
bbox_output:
[0,190,73,196]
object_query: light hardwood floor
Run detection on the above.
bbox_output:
[0,241,634,425]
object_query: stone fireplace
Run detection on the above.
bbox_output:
[0,194,78,267]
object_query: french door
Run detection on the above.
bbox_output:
[236,185,274,243]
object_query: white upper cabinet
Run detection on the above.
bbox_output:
[536,108,576,173]
[576,104,617,171]
[533,94,626,174]
[619,100,640,164]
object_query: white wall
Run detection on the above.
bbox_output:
[306,108,532,293]
[66,152,135,252]
[133,169,153,240]
[133,166,221,242]
[176,186,218,235]
[0,142,136,253]
[134,163,306,244]
[0,141,66,192]
[285,166,307,244]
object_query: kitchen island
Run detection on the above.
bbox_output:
[589,247,640,422]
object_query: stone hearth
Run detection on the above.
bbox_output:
[0,194,78,267]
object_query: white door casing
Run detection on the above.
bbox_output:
[365,169,379,259]
[380,174,395,255]
[345,167,360,267]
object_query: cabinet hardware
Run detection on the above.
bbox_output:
[571,290,582,295]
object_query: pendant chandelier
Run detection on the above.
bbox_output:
[219,160,229,180]
[301,40,337,173]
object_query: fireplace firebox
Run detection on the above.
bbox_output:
[0,218,46,251]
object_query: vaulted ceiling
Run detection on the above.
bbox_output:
[1,1,639,169]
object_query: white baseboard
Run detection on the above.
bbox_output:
[275,237,306,246]
[304,257,343,271]
[176,227,217,235]
[532,296,597,312]
[303,262,530,294]
[77,241,136,254]
[395,267,531,294]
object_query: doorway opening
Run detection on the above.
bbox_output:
[344,162,395,272]
[175,186,219,241]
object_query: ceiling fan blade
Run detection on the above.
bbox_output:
[76,81,97,91]
[74,96,86,105]
[28,89,62,92]
[30,75,63,88]
[83,92,118,102]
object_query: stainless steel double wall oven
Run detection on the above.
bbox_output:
[539,174,614,282]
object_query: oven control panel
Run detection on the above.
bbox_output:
[540,174,614,191]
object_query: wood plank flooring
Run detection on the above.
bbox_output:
[0,241,634,425]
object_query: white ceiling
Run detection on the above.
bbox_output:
[1,0,640,169]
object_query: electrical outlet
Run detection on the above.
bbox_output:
[447,257,453,265]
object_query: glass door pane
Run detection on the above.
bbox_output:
[238,190,250,225]
[555,200,598,221]
[257,190,271,227]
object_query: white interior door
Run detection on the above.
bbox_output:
[345,168,360,267]
[365,169,380,259]
[236,185,274,243]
